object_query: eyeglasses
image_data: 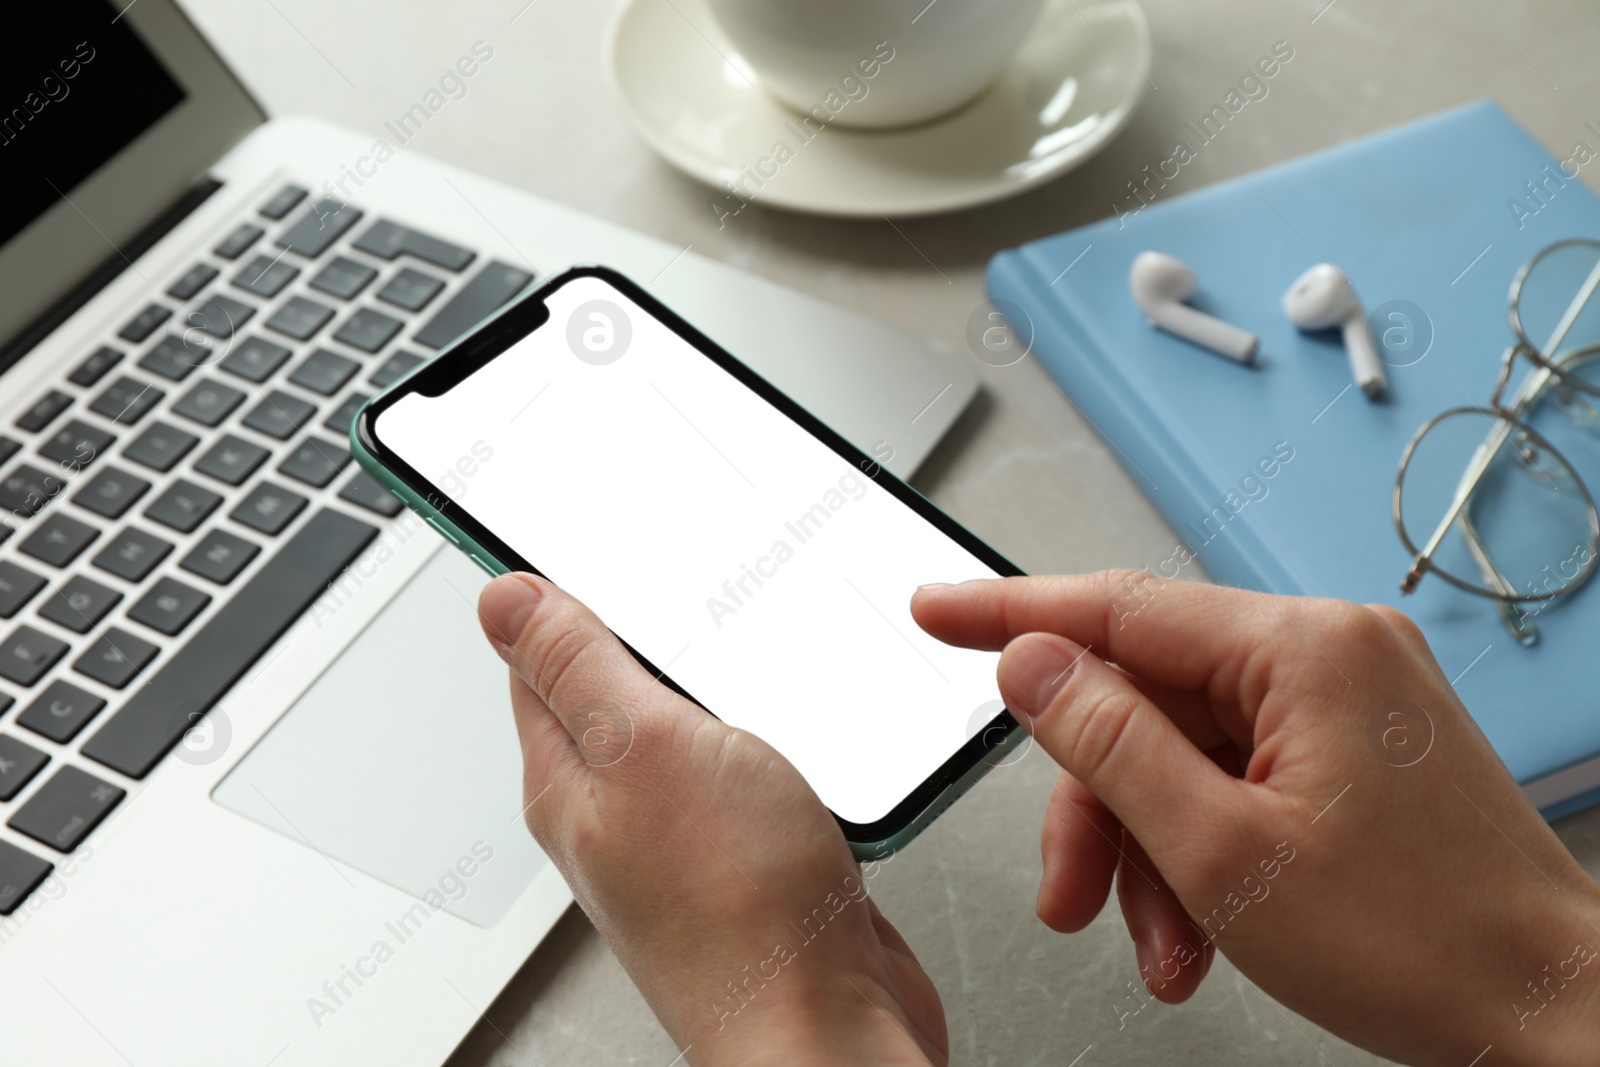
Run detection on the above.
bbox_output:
[1394,238,1600,647]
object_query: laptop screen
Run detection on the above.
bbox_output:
[0,0,260,361]
[3,4,187,248]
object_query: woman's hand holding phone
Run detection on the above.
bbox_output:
[477,573,948,1067]
[481,569,1600,1067]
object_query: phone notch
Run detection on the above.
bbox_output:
[414,293,550,397]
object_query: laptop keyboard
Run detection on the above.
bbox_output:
[0,184,536,913]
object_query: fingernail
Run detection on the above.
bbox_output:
[1038,847,1061,916]
[480,574,544,660]
[1006,637,1082,720]
[1135,938,1157,992]
[918,577,999,592]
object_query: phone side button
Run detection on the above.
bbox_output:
[467,553,497,577]
[425,516,459,545]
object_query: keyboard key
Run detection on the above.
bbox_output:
[139,334,211,382]
[278,201,363,259]
[73,628,158,690]
[181,529,260,585]
[38,419,115,469]
[0,436,18,467]
[215,222,264,260]
[89,376,164,425]
[193,434,269,487]
[241,391,316,440]
[172,380,246,427]
[231,482,307,536]
[260,184,309,220]
[117,304,172,344]
[0,465,65,518]
[124,422,199,472]
[339,471,403,517]
[38,575,122,634]
[68,346,124,387]
[415,262,535,348]
[279,437,351,488]
[186,294,255,339]
[15,391,72,434]
[332,308,403,353]
[83,509,379,778]
[310,256,378,300]
[167,263,219,301]
[353,219,475,271]
[0,561,47,618]
[73,466,151,520]
[18,514,99,568]
[18,680,107,743]
[323,392,372,436]
[0,838,52,913]
[0,625,69,687]
[144,479,222,533]
[377,267,446,312]
[288,349,359,395]
[219,336,292,383]
[0,736,49,802]
[233,255,300,298]
[369,350,426,389]
[265,296,336,341]
[93,527,173,583]
[8,765,124,853]
[128,576,211,636]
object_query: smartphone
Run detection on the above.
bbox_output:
[352,266,1023,857]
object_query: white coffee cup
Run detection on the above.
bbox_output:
[704,0,1046,130]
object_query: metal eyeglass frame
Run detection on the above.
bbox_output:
[1393,238,1600,646]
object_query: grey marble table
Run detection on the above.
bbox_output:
[178,0,1600,1061]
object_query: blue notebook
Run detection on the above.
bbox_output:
[987,100,1600,818]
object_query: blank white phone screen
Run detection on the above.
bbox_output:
[376,276,1003,825]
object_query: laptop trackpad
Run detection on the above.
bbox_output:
[213,546,548,927]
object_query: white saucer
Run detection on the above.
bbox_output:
[603,0,1152,218]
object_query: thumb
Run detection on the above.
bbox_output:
[478,573,663,761]
[999,632,1239,861]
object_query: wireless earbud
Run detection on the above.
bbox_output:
[1129,251,1259,364]
[1283,264,1387,399]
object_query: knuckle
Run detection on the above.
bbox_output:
[519,609,594,709]
[519,781,567,856]
[1052,676,1141,786]
[521,793,552,841]
[1366,603,1429,650]
[678,709,743,771]
[1093,568,1155,631]
[1104,567,1150,588]
[633,695,692,751]
[1098,568,1153,600]
[563,809,606,857]
[1339,601,1398,651]
[1306,598,1391,652]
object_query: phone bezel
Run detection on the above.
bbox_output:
[354,264,1024,847]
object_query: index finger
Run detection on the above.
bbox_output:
[911,571,1283,694]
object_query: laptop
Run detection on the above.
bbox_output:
[0,4,980,1063]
